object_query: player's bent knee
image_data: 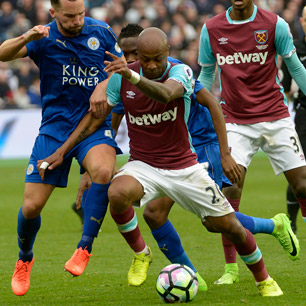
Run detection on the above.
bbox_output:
[108,184,130,212]
[202,219,219,233]
[88,165,113,183]
[22,201,44,219]
[292,179,306,198]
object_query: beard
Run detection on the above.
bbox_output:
[58,20,84,37]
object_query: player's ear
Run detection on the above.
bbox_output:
[49,7,55,18]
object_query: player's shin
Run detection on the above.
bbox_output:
[152,220,195,270]
[17,207,41,262]
[78,182,110,253]
[110,205,146,252]
[235,229,268,282]
[110,205,153,286]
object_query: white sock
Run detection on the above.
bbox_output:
[136,245,149,255]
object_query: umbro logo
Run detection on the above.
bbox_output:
[126,90,136,99]
[218,37,228,44]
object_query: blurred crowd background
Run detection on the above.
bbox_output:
[0,0,305,109]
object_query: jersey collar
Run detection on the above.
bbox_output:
[226,4,257,24]
[140,61,171,81]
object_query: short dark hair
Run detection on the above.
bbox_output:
[51,0,77,9]
[117,24,144,43]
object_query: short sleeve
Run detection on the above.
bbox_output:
[106,73,123,106]
[275,16,296,58]
[198,24,216,66]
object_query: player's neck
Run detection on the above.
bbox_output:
[230,4,254,21]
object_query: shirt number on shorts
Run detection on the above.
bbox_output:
[205,185,225,204]
[290,136,300,153]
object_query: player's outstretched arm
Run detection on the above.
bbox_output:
[104,51,184,104]
[196,87,241,183]
[0,25,50,61]
[37,106,113,180]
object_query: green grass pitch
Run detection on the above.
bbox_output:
[0,153,305,306]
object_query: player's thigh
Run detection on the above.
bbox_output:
[226,123,259,169]
[23,182,55,217]
[82,144,117,182]
[262,118,306,175]
[111,160,166,208]
[204,212,246,243]
[108,174,145,210]
[284,166,306,196]
[73,130,119,180]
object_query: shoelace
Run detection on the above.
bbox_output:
[73,249,91,264]
[278,231,290,249]
[15,261,29,282]
[131,256,146,273]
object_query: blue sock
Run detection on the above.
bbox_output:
[235,212,274,234]
[151,220,196,272]
[77,182,110,253]
[17,207,41,262]
[80,188,88,214]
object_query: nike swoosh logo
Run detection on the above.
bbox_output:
[288,231,297,257]
[299,55,306,62]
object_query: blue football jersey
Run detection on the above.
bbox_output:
[189,79,218,147]
[26,17,123,142]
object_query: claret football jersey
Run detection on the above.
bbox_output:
[199,5,294,124]
[107,61,198,170]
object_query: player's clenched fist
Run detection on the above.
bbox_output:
[23,25,50,43]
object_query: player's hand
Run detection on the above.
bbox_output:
[37,150,64,180]
[104,51,132,79]
[23,25,50,43]
[76,172,92,209]
[89,80,109,119]
[221,153,241,184]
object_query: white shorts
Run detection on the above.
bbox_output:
[226,117,306,175]
[113,160,234,220]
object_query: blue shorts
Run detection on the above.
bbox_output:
[25,128,122,187]
[195,142,232,189]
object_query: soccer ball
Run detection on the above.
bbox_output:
[156,264,198,303]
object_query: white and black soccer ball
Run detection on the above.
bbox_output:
[156,264,198,303]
